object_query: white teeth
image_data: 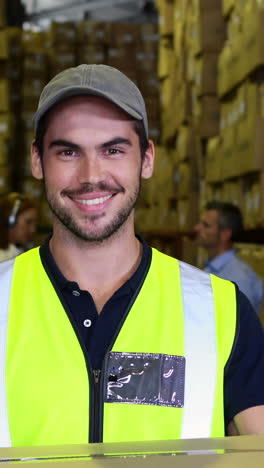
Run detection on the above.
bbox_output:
[75,195,112,206]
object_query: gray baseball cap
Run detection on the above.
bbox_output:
[33,63,148,137]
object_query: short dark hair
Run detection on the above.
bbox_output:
[205,200,243,241]
[34,111,149,160]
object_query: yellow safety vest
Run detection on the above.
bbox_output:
[0,247,236,447]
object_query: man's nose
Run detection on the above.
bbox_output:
[78,154,104,185]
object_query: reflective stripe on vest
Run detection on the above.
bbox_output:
[0,259,14,447]
[179,261,217,438]
[0,248,236,446]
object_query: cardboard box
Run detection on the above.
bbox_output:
[220,125,237,180]
[221,180,243,209]
[177,160,199,198]
[50,52,76,76]
[205,136,222,183]
[243,5,264,77]
[136,50,158,75]
[173,0,188,55]
[178,191,199,232]
[0,113,14,138]
[0,137,8,165]
[194,53,218,96]
[0,29,8,59]
[0,80,9,112]
[193,0,222,11]
[77,21,109,45]
[0,0,6,27]
[158,0,174,36]
[49,21,77,45]
[109,23,140,47]
[193,95,220,139]
[7,27,22,57]
[223,0,235,17]
[22,53,47,78]
[161,81,191,143]
[107,46,137,72]
[236,117,264,175]
[77,45,105,65]
[22,31,47,54]
[175,125,197,162]
[193,9,226,55]
[139,23,159,55]
[157,40,174,79]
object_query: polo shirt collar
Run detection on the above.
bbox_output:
[39,234,151,296]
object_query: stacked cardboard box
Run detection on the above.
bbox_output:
[76,21,108,66]
[18,30,49,227]
[0,27,13,193]
[48,21,77,76]
[136,145,177,232]
[203,0,264,230]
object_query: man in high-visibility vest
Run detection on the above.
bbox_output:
[1,64,264,447]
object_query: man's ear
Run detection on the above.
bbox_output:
[31,142,44,180]
[141,139,155,180]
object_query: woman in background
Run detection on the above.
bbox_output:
[0,192,38,262]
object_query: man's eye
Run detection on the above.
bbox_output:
[60,149,76,157]
[105,148,122,155]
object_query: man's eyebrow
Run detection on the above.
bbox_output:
[99,137,132,149]
[48,139,81,150]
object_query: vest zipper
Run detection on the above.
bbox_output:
[90,249,152,442]
[89,369,103,443]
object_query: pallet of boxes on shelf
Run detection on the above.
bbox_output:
[106,22,140,85]
[157,0,182,142]
[20,30,49,178]
[76,20,109,66]
[189,0,224,140]
[174,123,201,234]
[218,0,264,100]
[135,145,178,233]
[47,21,77,76]
[106,21,161,144]
[19,29,51,232]
[0,26,19,194]
[136,23,160,143]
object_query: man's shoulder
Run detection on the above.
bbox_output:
[152,247,233,286]
[0,248,40,276]
[230,253,262,280]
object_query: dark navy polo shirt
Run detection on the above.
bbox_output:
[39,236,264,430]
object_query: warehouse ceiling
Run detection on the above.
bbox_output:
[22,0,157,28]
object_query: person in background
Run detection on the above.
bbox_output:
[0,192,38,262]
[1,64,264,448]
[195,200,264,315]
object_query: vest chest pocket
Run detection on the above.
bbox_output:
[104,352,185,408]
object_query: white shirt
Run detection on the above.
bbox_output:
[0,244,23,263]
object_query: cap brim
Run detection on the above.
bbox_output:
[34,86,143,130]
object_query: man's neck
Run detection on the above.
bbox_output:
[49,226,142,313]
[208,245,233,260]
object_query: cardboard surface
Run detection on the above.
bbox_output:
[1,436,264,466]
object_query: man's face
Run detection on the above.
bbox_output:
[31,96,154,243]
[194,209,222,250]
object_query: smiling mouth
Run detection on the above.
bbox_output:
[74,194,113,206]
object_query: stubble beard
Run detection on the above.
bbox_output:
[44,179,142,243]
